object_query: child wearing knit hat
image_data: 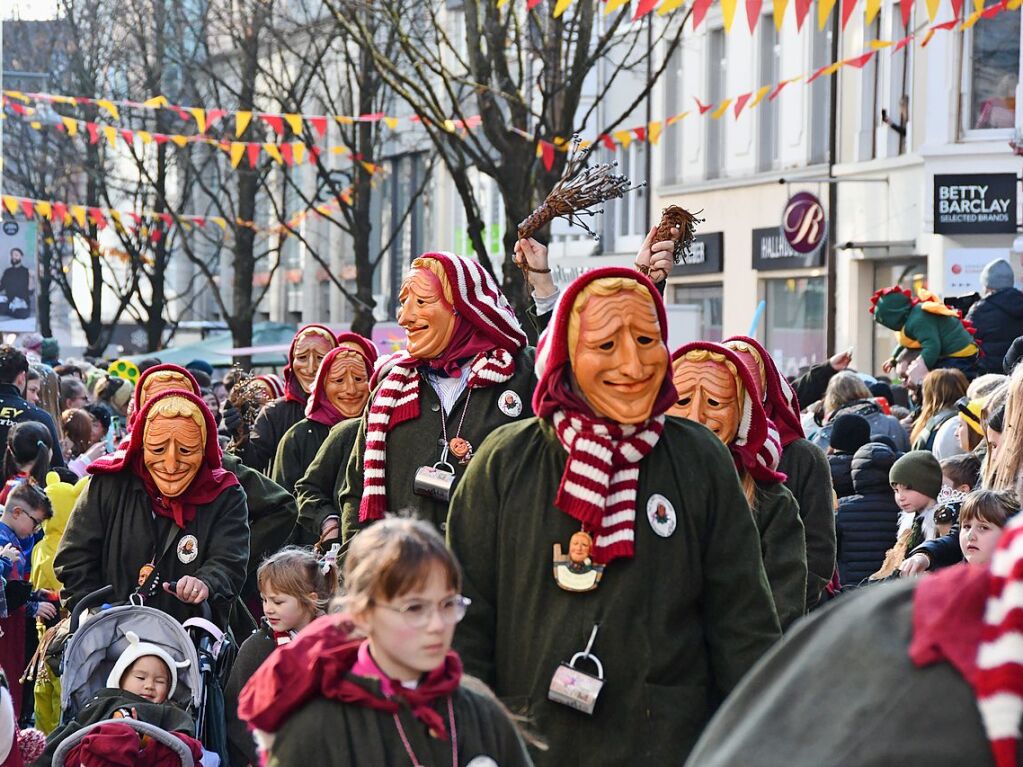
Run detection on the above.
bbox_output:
[870,450,943,580]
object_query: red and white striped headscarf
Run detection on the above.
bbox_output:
[533,267,677,564]
[359,252,526,521]
[672,341,785,484]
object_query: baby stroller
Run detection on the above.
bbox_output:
[53,585,236,766]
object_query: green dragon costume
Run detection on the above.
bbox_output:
[870,286,979,374]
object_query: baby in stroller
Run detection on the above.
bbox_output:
[33,632,210,766]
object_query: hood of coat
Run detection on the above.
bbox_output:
[851,441,899,494]
[977,287,1023,321]
[831,399,882,421]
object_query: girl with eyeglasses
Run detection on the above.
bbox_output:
[238,517,534,767]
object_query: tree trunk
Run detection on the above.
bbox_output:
[350,48,378,338]
[37,231,53,338]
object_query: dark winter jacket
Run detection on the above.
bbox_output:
[271,417,329,497]
[909,526,964,571]
[294,419,361,539]
[836,442,900,586]
[967,286,1023,375]
[225,622,279,766]
[240,397,306,475]
[791,362,838,411]
[811,400,909,453]
[827,453,855,499]
[0,382,65,466]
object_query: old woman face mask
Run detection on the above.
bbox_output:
[292,330,335,394]
[570,288,669,424]
[397,268,457,360]
[323,352,370,418]
[143,411,205,498]
[140,372,194,409]
[669,356,742,444]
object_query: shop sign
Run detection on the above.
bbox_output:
[752,226,825,270]
[671,232,723,276]
[934,173,1017,234]
[782,192,827,255]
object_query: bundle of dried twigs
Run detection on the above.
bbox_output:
[517,135,642,243]
[654,205,704,265]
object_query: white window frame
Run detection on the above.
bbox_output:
[959,12,1022,141]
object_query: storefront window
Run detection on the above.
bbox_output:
[964,12,1020,131]
[671,283,724,342]
[762,277,826,377]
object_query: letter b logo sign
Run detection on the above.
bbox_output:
[782,192,826,255]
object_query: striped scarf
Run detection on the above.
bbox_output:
[551,408,664,564]
[359,349,516,521]
[976,516,1023,767]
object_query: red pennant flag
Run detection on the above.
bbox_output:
[88,207,107,229]
[693,0,714,27]
[951,0,962,17]
[633,126,647,142]
[129,212,142,227]
[634,0,659,18]
[540,141,555,172]
[192,217,207,228]
[358,112,385,122]
[982,0,1007,17]
[280,143,294,166]
[769,80,794,100]
[120,129,135,144]
[150,228,163,244]
[893,33,913,52]
[746,0,763,31]
[86,122,100,145]
[841,0,857,28]
[733,92,753,118]
[806,64,831,84]
[170,106,190,122]
[844,50,876,68]
[600,134,616,150]
[794,0,813,28]
[694,97,714,115]
[262,115,285,135]
[900,0,913,26]
[206,109,226,127]
[527,0,543,9]
[158,212,173,228]
[153,134,171,145]
[246,142,261,168]
[51,202,68,223]
[19,200,35,219]
[308,146,322,165]
[310,116,328,137]
[9,103,27,116]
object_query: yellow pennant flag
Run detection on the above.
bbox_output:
[497,0,510,8]
[973,0,983,10]
[613,130,633,148]
[95,99,119,120]
[749,84,774,109]
[773,0,788,28]
[2,197,18,216]
[866,0,881,22]
[263,143,283,164]
[230,142,246,168]
[710,99,733,119]
[292,143,306,165]
[553,0,574,18]
[870,38,893,49]
[658,0,686,15]
[102,126,118,148]
[284,114,303,135]
[210,217,228,231]
[138,131,153,144]
[383,117,399,130]
[818,0,837,28]
[666,111,690,125]
[236,111,252,138]
[604,0,630,14]
[335,115,354,125]
[924,0,940,20]
[648,122,663,145]
[189,108,207,134]
[1009,0,1022,8]
[170,135,189,148]
[143,96,168,108]
[61,116,78,136]
[35,201,52,220]
[330,145,350,155]
[443,120,456,132]
[721,0,738,30]
[70,205,87,228]
[961,7,983,27]
[4,91,28,103]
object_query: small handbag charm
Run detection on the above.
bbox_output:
[548,625,605,715]
[552,530,604,592]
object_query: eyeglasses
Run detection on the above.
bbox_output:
[19,508,44,532]
[373,595,472,629]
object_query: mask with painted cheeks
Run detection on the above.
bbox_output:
[397,267,457,360]
[324,351,370,418]
[668,350,744,444]
[292,330,336,394]
[143,401,206,499]
[568,280,670,425]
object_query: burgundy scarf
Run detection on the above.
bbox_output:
[283,324,339,405]
[239,614,463,739]
[89,390,239,528]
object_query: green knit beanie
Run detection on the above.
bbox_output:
[889,450,943,500]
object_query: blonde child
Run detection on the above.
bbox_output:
[224,547,339,767]
[959,489,1020,566]
[237,518,534,767]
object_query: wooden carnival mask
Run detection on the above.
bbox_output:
[139,371,194,408]
[569,280,669,424]
[397,267,457,360]
[324,351,370,418]
[143,399,206,499]
[668,351,743,444]
[292,329,335,394]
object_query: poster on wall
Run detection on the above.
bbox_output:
[944,248,1018,297]
[933,174,1017,234]
[0,220,39,334]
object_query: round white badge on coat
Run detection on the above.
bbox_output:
[498,390,523,418]
[177,534,199,564]
[646,495,677,537]
[466,758,499,767]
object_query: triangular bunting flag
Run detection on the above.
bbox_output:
[229,142,246,168]
[383,117,399,130]
[658,0,686,15]
[35,201,52,220]
[794,0,813,28]
[841,0,857,28]
[604,0,630,12]
[539,140,555,171]
[207,109,226,127]
[70,205,87,228]
[51,202,68,224]
[262,115,285,135]
[2,197,17,216]
[246,143,261,168]
[189,108,207,134]
[310,116,328,137]
[633,126,647,142]
[613,129,633,148]
[138,131,153,144]
[666,110,690,124]
[143,96,169,108]
[284,114,303,135]
[692,0,714,27]
[170,135,189,148]
[694,97,714,115]
[734,92,753,118]
[601,133,616,149]
[95,99,119,120]
[721,0,739,28]
[843,50,876,67]
[773,0,788,28]
[746,0,763,32]
[281,143,294,166]
[749,84,773,108]
[710,98,733,118]
[900,0,913,26]
[264,143,283,164]
[818,0,837,28]
[236,111,252,137]
[648,122,663,144]
[866,0,882,20]
[20,200,35,219]
[61,116,78,136]
[554,0,575,17]
[102,126,118,148]
[634,0,660,18]
[292,143,306,165]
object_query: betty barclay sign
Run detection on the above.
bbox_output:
[934,174,1017,235]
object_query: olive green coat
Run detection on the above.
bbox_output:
[447,416,781,767]
[340,348,536,540]
[272,418,329,497]
[294,419,361,538]
[755,481,807,630]
[778,438,837,608]
[222,453,297,576]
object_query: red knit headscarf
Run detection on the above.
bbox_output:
[533,267,676,564]
[283,325,339,405]
[672,341,785,484]
[304,342,376,427]
[89,390,239,528]
[723,336,805,447]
